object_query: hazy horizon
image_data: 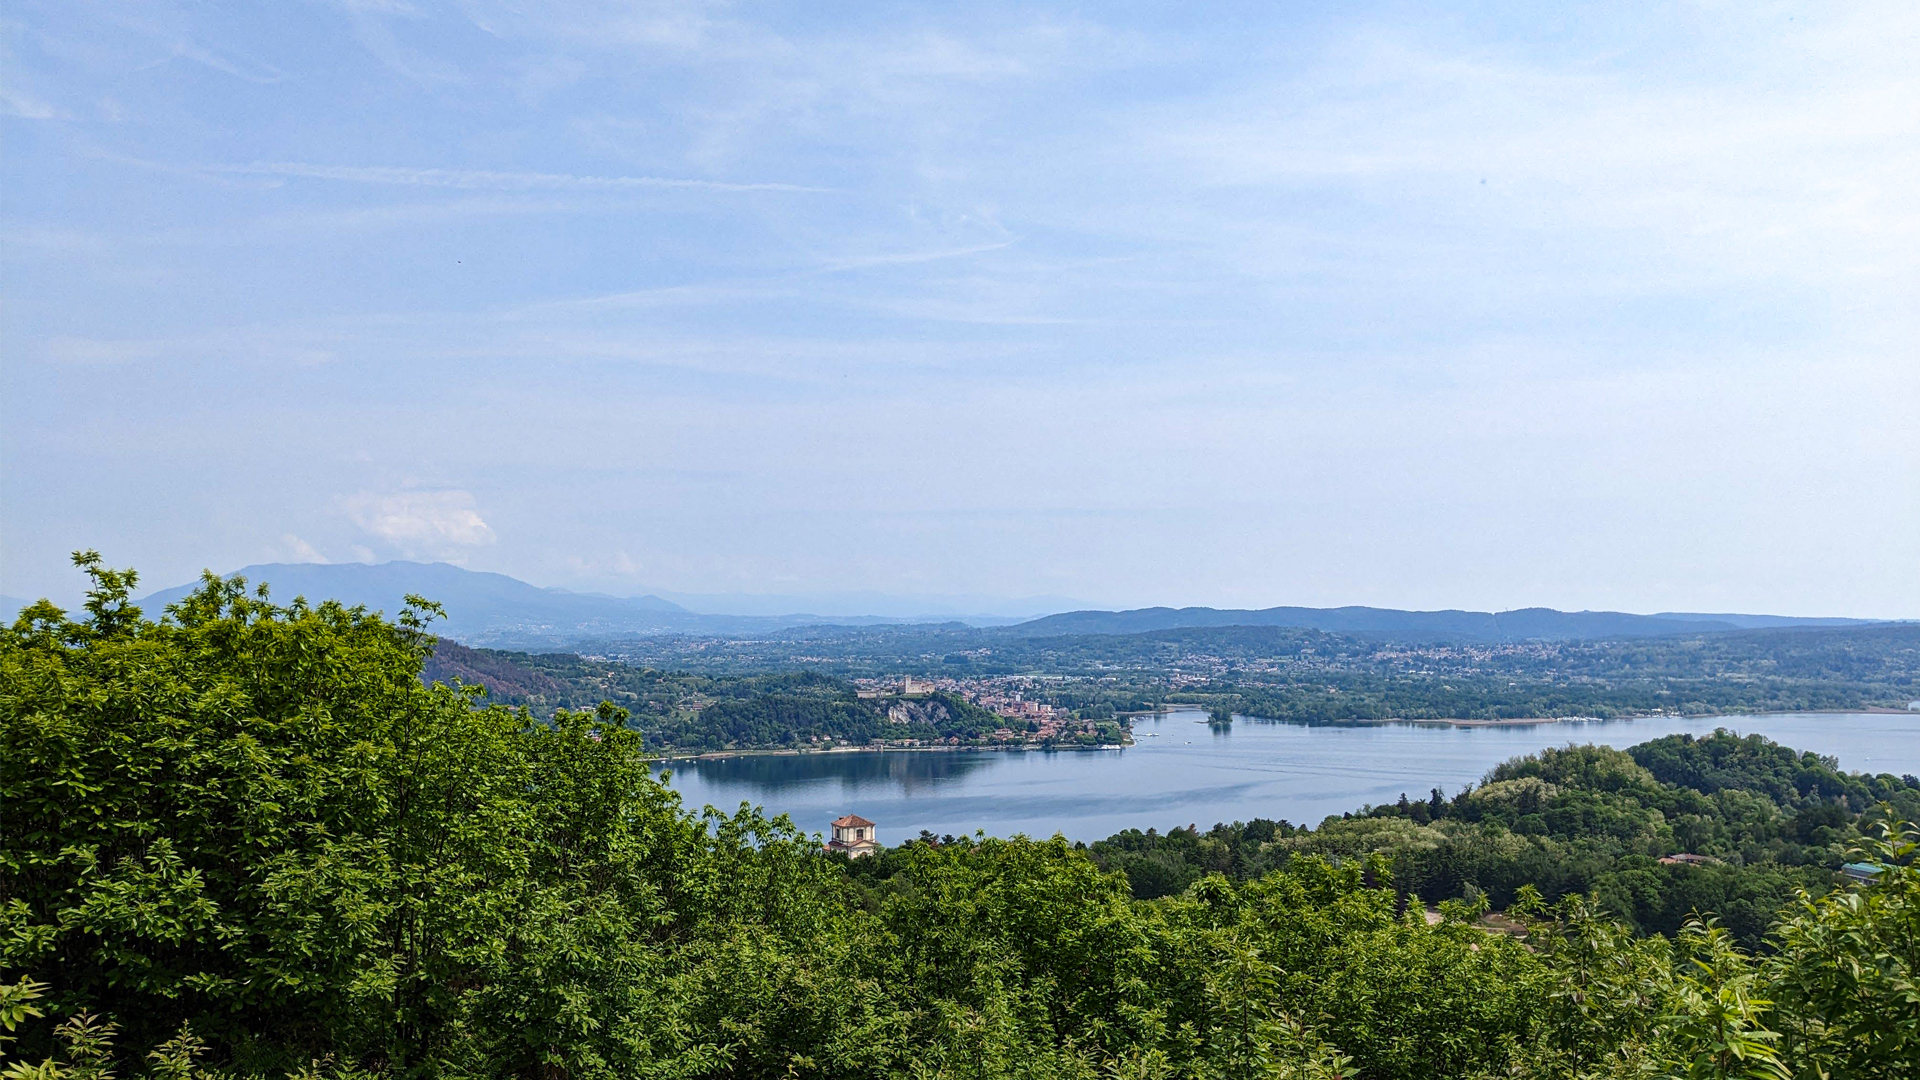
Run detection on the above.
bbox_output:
[6,2,1917,616]
[4,557,1906,625]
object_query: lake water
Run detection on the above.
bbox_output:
[659,710,1920,844]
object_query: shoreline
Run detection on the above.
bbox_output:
[1222,706,1918,729]
[650,706,1913,762]
[650,740,1130,764]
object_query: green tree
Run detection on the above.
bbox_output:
[1767,818,1920,1079]
[1662,920,1788,1080]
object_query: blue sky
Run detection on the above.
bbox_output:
[4,1,1916,615]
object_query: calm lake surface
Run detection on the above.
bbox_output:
[660,710,1920,844]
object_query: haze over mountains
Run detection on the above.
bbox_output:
[131,562,1029,645]
[91,561,1894,651]
[1007,607,1879,641]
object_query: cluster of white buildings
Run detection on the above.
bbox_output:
[852,674,1067,722]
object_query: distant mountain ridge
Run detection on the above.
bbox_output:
[1002,605,1881,642]
[132,562,979,646]
[137,562,697,643]
[1651,612,1880,630]
[116,561,1894,649]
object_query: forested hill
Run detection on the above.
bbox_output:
[1080,729,1920,947]
[1004,603,1881,641]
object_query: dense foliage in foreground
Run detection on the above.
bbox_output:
[4,560,1917,1080]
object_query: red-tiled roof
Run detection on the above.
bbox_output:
[832,814,875,828]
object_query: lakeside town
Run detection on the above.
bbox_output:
[853,673,1132,748]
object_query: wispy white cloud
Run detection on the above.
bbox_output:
[816,241,1017,272]
[38,324,339,368]
[0,87,67,119]
[343,490,497,559]
[217,161,832,193]
[1120,8,1920,309]
[156,38,283,83]
[276,534,331,564]
[102,8,285,84]
[335,7,463,88]
[317,0,423,16]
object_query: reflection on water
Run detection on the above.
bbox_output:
[665,747,1001,797]
[659,710,1920,845]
